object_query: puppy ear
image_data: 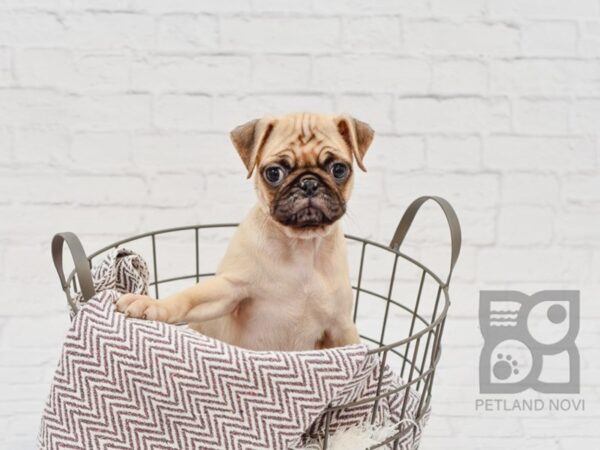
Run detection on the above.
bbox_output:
[336,116,374,171]
[230,117,275,178]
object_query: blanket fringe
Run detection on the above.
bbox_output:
[294,419,420,450]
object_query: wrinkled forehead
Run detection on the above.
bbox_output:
[260,115,350,167]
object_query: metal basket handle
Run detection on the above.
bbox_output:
[390,196,461,287]
[52,232,96,308]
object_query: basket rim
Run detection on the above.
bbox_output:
[63,223,451,353]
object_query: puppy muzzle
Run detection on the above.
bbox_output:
[271,173,346,228]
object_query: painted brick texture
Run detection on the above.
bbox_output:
[0,1,599,449]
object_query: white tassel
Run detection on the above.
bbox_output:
[295,420,419,450]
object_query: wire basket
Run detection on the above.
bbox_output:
[51,195,461,450]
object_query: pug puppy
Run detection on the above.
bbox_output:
[116,112,374,351]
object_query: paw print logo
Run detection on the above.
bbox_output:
[486,338,531,386]
[494,353,519,380]
[479,290,579,394]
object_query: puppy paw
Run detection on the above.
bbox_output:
[115,294,168,322]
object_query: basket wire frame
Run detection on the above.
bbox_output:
[51,196,461,450]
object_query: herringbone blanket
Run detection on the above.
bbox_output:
[39,250,428,449]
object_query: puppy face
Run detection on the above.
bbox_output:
[230,113,374,237]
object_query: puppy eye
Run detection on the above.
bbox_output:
[330,162,350,181]
[263,165,286,186]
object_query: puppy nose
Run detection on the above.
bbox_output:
[298,175,319,197]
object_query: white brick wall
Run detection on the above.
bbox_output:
[0,1,599,448]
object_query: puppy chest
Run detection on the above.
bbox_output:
[263,271,338,310]
[228,298,325,351]
[237,280,337,332]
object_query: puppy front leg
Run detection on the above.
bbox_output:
[169,275,247,323]
[115,275,246,324]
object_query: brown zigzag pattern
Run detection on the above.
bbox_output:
[72,248,149,317]
[39,294,380,449]
[40,249,429,450]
